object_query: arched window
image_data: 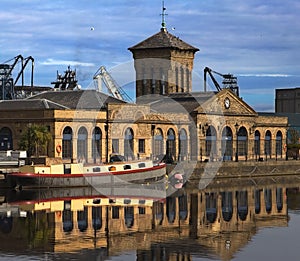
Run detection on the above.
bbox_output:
[151,67,155,94]
[175,67,179,92]
[92,206,102,230]
[142,67,146,96]
[221,192,233,222]
[154,128,163,159]
[77,127,88,162]
[237,191,248,221]
[180,67,184,92]
[179,129,187,161]
[153,201,164,225]
[265,130,272,157]
[124,206,134,228]
[92,127,102,163]
[166,128,176,160]
[205,126,217,159]
[221,127,233,161]
[206,192,217,223]
[276,131,283,158]
[62,127,72,159]
[255,189,261,214]
[63,201,73,232]
[186,68,190,92]
[160,68,165,95]
[254,131,261,157]
[264,188,272,213]
[77,207,88,232]
[124,128,134,160]
[178,194,188,220]
[237,127,248,157]
[276,188,283,212]
[0,127,13,150]
[166,197,176,224]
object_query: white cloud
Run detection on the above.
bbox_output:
[238,74,292,78]
[40,58,94,67]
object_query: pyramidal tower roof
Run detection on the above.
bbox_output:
[128,1,199,53]
[128,29,199,52]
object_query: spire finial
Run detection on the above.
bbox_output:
[160,0,168,31]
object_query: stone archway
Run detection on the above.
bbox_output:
[166,128,176,161]
[124,128,134,160]
[178,129,188,161]
[221,127,233,161]
[62,126,73,159]
[92,127,102,163]
[205,125,217,160]
[77,126,88,162]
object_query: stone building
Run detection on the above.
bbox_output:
[276,87,300,113]
[0,25,288,163]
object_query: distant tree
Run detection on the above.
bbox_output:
[19,125,52,157]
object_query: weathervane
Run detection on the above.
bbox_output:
[160,0,168,30]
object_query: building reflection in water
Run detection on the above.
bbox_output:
[0,176,297,260]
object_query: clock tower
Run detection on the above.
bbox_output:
[128,4,199,99]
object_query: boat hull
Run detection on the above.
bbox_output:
[7,163,166,189]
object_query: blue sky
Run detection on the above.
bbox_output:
[1,0,300,112]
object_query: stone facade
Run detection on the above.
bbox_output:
[0,28,289,163]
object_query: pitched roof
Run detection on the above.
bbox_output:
[27,89,126,110]
[0,99,68,110]
[128,29,199,52]
[136,92,216,114]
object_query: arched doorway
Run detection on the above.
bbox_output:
[221,127,233,161]
[153,128,163,160]
[92,127,102,163]
[276,131,282,158]
[254,130,261,159]
[77,127,88,162]
[206,126,217,160]
[166,128,176,161]
[0,127,13,151]
[178,129,187,161]
[265,130,272,158]
[237,127,248,159]
[124,128,134,160]
[62,126,72,159]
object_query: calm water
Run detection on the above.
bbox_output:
[1,175,300,261]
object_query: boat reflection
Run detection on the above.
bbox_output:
[0,174,299,260]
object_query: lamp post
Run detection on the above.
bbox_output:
[235,123,239,162]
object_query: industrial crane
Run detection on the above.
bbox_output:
[204,67,239,96]
[93,66,133,103]
[0,55,34,100]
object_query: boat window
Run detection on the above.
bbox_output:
[93,199,101,204]
[138,162,146,168]
[123,164,131,170]
[109,166,116,171]
[93,167,101,172]
[124,199,131,204]
[139,199,146,204]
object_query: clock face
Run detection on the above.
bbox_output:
[224,98,230,109]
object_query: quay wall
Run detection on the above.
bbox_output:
[188,160,300,179]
